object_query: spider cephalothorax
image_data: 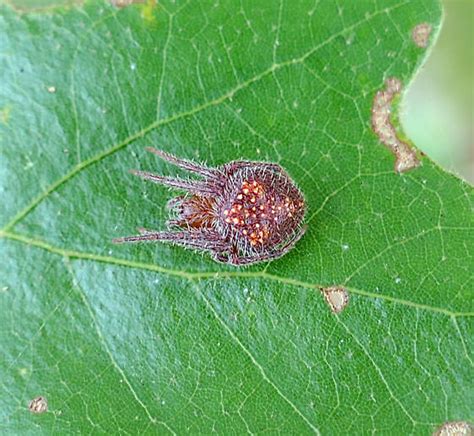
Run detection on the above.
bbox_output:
[113,147,307,266]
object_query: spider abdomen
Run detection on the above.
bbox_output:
[219,165,306,253]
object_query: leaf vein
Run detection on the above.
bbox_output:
[336,317,416,426]
[1,230,471,318]
[194,282,320,434]
[65,260,177,435]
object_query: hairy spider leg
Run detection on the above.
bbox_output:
[130,170,216,196]
[145,147,220,179]
[166,196,185,209]
[166,219,187,227]
[225,225,307,265]
[113,230,230,252]
[137,227,155,234]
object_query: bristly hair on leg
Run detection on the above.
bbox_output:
[145,147,221,180]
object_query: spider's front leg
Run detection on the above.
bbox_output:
[131,170,216,196]
[145,147,221,180]
[166,195,185,210]
[113,228,230,255]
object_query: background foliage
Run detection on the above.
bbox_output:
[403,0,473,183]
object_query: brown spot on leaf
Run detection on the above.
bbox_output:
[28,396,48,414]
[321,286,349,314]
[371,78,420,172]
[433,421,473,436]
[412,23,432,48]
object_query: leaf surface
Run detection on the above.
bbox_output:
[0,1,473,434]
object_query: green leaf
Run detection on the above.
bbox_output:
[1,1,472,434]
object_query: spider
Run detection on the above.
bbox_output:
[113,147,307,266]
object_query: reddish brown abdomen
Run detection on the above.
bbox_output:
[222,178,304,249]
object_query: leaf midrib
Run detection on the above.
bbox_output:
[2,230,471,318]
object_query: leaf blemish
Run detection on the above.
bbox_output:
[28,396,48,414]
[371,78,420,173]
[412,23,432,48]
[433,421,473,436]
[320,286,349,314]
[0,106,11,124]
